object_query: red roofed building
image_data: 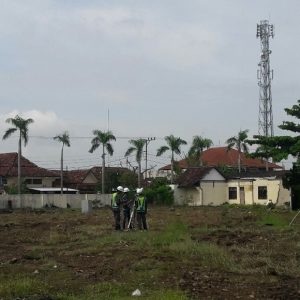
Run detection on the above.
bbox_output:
[53,166,132,193]
[0,152,132,194]
[158,147,282,178]
[0,153,59,192]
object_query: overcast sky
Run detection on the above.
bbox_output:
[0,0,300,171]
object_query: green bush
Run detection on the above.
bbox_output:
[144,184,174,205]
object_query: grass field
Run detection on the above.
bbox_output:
[0,205,300,299]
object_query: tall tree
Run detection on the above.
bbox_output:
[188,136,213,166]
[53,132,71,195]
[89,130,116,194]
[125,138,146,188]
[2,115,34,194]
[156,135,187,184]
[226,129,249,173]
[248,99,300,164]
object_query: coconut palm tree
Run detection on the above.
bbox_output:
[125,138,146,188]
[53,132,71,195]
[89,130,116,194]
[226,129,249,173]
[2,115,34,194]
[188,136,213,166]
[157,134,187,184]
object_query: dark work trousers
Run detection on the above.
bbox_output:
[123,207,131,229]
[137,212,147,230]
[113,209,121,230]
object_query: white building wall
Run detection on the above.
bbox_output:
[277,181,291,206]
[227,179,291,205]
[173,186,201,206]
[227,181,254,205]
[0,194,112,209]
[6,177,58,188]
[201,182,227,206]
[174,178,290,207]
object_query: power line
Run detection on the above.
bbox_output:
[26,135,165,140]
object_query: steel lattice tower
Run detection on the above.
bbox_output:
[256,20,274,137]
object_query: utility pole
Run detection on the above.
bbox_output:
[144,137,156,179]
[257,20,274,137]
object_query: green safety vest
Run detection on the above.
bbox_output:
[136,196,146,212]
[111,193,119,209]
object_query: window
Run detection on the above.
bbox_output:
[0,177,7,185]
[258,186,267,199]
[229,187,237,200]
[32,178,42,184]
[24,178,42,185]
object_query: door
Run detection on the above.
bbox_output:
[240,187,245,205]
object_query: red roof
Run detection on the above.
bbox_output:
[90,166,130,181]
[62,166,131,185]
[63,169,91,184]
[160,147,282,170]
[0,153,59,177]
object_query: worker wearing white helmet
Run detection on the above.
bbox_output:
[117,186,124,192]
[136,187,148,230]
[122,187,132,229]
[111,186,124,230]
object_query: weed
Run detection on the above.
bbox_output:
[0,275,50,298]
[169,240,236,270]
[56,283,189,300]
[257,213,289,228]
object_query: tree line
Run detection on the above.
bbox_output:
[2,99,300,195]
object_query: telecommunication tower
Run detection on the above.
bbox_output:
[256,20,274,137]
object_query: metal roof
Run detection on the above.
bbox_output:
[29,187,78,192]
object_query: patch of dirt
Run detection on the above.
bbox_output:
[179,268,300,299]
[191,229,266,247]
[0,207,300,299]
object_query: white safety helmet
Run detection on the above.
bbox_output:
[123,187,130,193]
[136,188,143,194]
[117,186,124,192]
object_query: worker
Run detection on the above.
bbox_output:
[122,187,132,230]
[111,186,123,230]
[136,188,148,230]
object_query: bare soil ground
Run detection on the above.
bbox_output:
[0,205,300,299]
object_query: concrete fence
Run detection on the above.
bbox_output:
[0,194,112,210]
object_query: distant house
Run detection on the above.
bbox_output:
[158,147,282,179]
[225,170,290,206]
[0,153,59,192]
[174,167,227,206]
[58,166,132,193]
[174,167,290,207]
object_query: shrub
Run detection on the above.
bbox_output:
[144,184,174,205]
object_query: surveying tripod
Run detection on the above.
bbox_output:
[127,198,137,230]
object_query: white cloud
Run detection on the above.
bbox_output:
[0,110,67,137]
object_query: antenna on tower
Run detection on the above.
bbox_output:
[107,108,110,132]
[257,20,274,137]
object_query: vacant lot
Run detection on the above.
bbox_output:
[0,205,300,299]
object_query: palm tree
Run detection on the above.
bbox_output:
[2,115,34,194]
[89,130,116,194]
[125,139,146,188]
[53,132,71,195]
[157,134,187,184]
[188,136,213,166]
[226,129,249,173]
